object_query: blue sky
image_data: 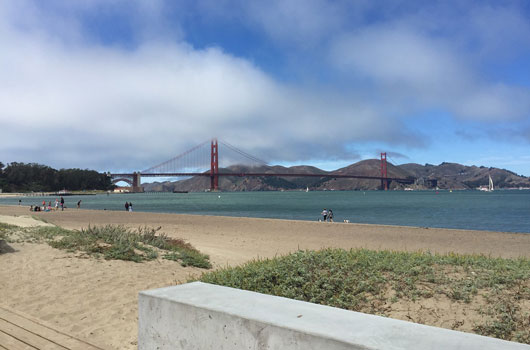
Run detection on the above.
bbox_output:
[1,0,530,175]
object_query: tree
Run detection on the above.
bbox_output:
[0,162,114,192]
[0,162,5,192]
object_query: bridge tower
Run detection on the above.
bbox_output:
[132,172,144,192]
[380,152,388,191]
[210,138,219,191]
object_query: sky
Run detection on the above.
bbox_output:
[1,0,530,176]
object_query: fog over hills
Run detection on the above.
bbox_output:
[143,160,530,192]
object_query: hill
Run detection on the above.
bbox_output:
[399,162,530,190]
[142,161,530,192]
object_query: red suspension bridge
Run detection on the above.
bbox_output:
[110,139,420,192]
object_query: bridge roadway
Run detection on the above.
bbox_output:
[111,172,415,184]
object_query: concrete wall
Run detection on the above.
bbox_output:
[139,282,529,350]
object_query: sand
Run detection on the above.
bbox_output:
[1,205,529,349]
[0,214,55,228]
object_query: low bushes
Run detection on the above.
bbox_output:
[199,248,529,343]
[1,224,211,268]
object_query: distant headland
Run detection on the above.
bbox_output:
[143,160,530,192]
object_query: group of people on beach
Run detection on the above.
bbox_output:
[320,208,333,222]
[30,197,65,212]
[124,202,133,212]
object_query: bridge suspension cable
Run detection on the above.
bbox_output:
[141,138,269,175]
[142,140,210,174]
[218,140,268,167]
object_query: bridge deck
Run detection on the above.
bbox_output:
[112,172,416,183]
[0,306,104,350]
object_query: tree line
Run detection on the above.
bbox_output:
[0,162,114,192]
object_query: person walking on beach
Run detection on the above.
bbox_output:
[125,202,129,211]
[55,199,59,210]
[128,202,133,212]
[60,196,64,211]
[321,208,328,222]
[18,199,21,206]
[328,209,334,222]
[77,200,81,209]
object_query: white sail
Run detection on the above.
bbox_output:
[478,174,494,192]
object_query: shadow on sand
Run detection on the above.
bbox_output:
[0,240,16,254]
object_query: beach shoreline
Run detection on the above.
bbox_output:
[1,204,529,260]
[1,205,529,349]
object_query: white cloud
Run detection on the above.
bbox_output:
[330,24,530,121]
[197,0,352,49]
[242,0,345,48]
[456,84,530,120]
[331,27,466,89]
[467,5,530,58]
[2,0,530,176]
[196,0,530,124]
[0,2,421,172]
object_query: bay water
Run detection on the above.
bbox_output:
[2,190,529,233]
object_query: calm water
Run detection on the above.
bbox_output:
[2,190,529,233]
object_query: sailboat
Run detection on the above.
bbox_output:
[478,175,494,192]
[305,187,309,192]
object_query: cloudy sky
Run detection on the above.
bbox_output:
[1,0,530,175]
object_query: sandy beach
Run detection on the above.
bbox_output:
[1,205,529,349]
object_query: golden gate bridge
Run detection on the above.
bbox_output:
[110,138,421,192]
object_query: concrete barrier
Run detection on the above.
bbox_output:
[139,282,529,350]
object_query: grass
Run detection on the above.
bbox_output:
[0,224,211,268]
[0,222,16,242]
[198,248,529,343]
[0,222,22,242]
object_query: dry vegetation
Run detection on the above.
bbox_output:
[0,223,211,268]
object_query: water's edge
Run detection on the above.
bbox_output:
[1,190,529,233]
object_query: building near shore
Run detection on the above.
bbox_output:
[113,187,131,193]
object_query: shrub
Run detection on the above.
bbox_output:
[198,248,529,343]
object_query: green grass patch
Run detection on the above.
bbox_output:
[0,223,211,268]
[198,248,529,343]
